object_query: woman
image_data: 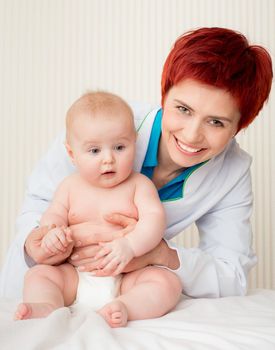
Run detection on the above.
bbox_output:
[0,27,272,300]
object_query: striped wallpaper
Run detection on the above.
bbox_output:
[0,0,274,289]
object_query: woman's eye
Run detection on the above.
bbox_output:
[115,144,125,151]
[210,119,224,127]
[177,105,190,115]
[89,148,100,154]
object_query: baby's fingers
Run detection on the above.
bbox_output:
[94,244,112,260]
[101,257,121,275]
[41,240,54,255]
[48,235,67,253]
[55,229,69,248]
[65,228,74,243]
[42,239,62,254]
[110,262,124,276]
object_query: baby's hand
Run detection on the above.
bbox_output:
[95,237,135,276]
[41,227,73,255]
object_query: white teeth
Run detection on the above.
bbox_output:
[177,140,202,153]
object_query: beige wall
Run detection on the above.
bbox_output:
[0,0,274,289]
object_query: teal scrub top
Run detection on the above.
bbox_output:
[141,109,203,201]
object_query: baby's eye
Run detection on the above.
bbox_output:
[89,147,101,154]
[114,144,126,152]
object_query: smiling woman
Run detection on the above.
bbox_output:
[0,27,273,308]
[160,79,241,170]
[161,27,272,132]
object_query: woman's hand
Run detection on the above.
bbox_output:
[68,213,137,271]
[69,213,137,246]
[123,239,180,272]
[93,239,180,277]
[24,225,74,265]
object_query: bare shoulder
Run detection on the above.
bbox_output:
[131,172,163,209]
[130,172,156,189]
[57,172,79,189]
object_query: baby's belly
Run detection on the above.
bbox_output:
[68,203,138,226]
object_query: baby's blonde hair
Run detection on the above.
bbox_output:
[66,91,134,143]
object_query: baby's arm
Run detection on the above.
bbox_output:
[40,178,70,228]
[40,178,73,254]
[96,174,166,274]
[125,173,166,256]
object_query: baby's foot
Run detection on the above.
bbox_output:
[97,299,128,328]
[14,302,56,320]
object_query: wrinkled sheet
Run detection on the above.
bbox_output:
[0,289,275,350]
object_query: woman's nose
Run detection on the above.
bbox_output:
[183,120,204,144]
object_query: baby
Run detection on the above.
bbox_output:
[14,91,182,327]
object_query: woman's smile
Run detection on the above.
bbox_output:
[161,79,240,169]
[174,136,206,155]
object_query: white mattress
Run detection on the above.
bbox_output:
[0,289,275,349]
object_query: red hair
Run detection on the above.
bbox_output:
[161,27,273,131]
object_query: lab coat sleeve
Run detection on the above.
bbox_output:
[17,131,73,234]
[0,131,74,298]
[165,168,257,298]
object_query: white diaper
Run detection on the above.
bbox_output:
[73,271,122,310]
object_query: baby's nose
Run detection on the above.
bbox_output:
[102,150,114,164]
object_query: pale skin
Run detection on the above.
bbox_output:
[67,79,240,273]
[21,79,241,323]
[15,95,182,327]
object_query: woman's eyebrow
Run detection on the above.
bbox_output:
[174,98,233,123]
[174,99,194,112]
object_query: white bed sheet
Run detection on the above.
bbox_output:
[0,289,275,350]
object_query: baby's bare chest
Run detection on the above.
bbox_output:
[67,183,138,225]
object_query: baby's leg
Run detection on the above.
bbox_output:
[14,263,78,320]
[98,266,182,327]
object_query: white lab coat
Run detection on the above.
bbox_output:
[0,104,257,299]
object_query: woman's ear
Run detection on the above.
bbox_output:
[64,142,75,164]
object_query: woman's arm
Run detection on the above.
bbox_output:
[93,161,256,298]
[23,213,138,267]
[69,212,178,275]
[17,132,74,236]
[123,239,180,272]
[76,237,179,276]
[164,168,256,298]
[0,132,74,298]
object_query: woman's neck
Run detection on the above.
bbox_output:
[152,137,186,189]
[151,166,181,189]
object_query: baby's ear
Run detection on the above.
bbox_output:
[64,142,75,163]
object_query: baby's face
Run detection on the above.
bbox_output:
[68,111,136,188]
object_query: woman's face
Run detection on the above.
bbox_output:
[161,79,241,171]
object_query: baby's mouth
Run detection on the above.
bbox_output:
[102,170,115,175]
